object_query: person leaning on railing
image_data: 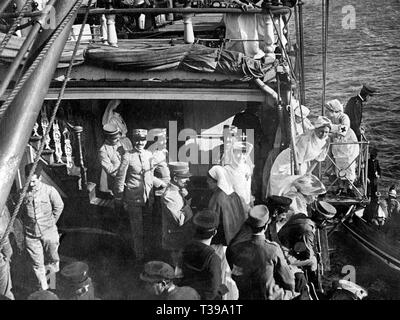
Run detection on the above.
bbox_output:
[324,99,360,197]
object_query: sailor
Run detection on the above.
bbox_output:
[21,162,64,291]
[181,209,225,300]
[278,201,336,293]
[161,162,194,276]
[114,128,166,261]
[226,205,298,300]
[0,206,14,300]
[140,261,200,300]
[98,123,133,195]
[324,99,360,197]
[367,148,381,200]
[344,84,379,141]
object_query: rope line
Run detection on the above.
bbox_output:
[321,0,329,115]
[0,0,87,252]
[0,0,33,57]
[0,0,82,119]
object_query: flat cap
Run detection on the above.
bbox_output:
[132,128,148,140]
[140,261,175,283]
[193,209,219,230]
[267,195,292,208]
[360,84,378,96]
[169,161,192,178]
[248,205,269,228]
[61,261,89,283]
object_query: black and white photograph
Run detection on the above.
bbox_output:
[0,0,399,307]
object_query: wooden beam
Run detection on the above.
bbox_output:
[2,87,266,102]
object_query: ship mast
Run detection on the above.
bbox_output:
[0,0,82,215]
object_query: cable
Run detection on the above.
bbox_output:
[0,0,33,57]
[0,0,83,119]
[321,0,329,115]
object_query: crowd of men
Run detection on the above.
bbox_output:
[1,84,399,300]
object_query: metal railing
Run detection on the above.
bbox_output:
[319,138,369,199]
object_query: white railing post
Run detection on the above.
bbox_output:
[183,3,194,44]
[106,13,118,47]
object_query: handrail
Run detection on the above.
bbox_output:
[0,6,292,19]
[320,138,369,199]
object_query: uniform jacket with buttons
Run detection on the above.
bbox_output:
[114,148,164,206]
[98,137,133,177]
[21,183,64,238]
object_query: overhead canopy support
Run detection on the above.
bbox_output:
[1,86,267,102]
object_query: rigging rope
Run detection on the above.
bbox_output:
[0,0,88,252]
[0,0,83,120]
[0,0,33,57]
[321,0,329,115]
[268,11,297,82]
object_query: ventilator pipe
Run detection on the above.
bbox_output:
[0,0,81,216]
[106,0,118,47]
[254,78,278,103]
[183,3,194,44]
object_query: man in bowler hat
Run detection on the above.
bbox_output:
[344,84,378,141]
